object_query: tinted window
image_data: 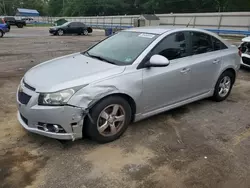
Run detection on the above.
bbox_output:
[4,17,15,21]
[78,22,85,27]
[191,32,213,55]
[69,22,79,27]
[211,36,228,51]
[151,32,189,60]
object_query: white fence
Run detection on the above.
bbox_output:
[16,12,250,34]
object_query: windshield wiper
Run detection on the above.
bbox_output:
[84,52,117,65]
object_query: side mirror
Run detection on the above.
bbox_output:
[146,55,170,67]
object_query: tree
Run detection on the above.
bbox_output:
[0,0,48,16]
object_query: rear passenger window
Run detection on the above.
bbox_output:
[70,22,78,27]
[78,22,85,27]
[152,32,189,60]
[191,32,213,55]
[211,36,228,51]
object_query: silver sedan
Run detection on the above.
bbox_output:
[17,27,240,143]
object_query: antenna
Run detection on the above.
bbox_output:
[186,17,194,27]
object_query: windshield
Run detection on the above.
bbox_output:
[86,31,158,65]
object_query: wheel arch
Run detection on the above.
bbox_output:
[221,68,236,84]
[82,92,137,138]
[89,93,137,122]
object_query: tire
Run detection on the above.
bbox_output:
[0,30,4,38]
[17,24,23,28]
[83,29,88,35]
[85,96,132,143]
[57,29,64,36]
[87,27,93,33]
[212,71,235,102]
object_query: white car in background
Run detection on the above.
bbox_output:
[239,36,250,68]
[21,17,37,24]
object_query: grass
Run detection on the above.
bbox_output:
[25,24,53,27]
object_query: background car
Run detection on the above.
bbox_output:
[4,16,26,28]
[49,21,93,36]
[0,18,10,37]
[21,17,37,24]
[239,36,250,68]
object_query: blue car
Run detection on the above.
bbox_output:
[0,18,10,37]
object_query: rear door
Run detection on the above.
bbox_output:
[67,22,78,34]
[78,22,86,32]
[187,31,227,97]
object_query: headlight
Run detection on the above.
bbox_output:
[38,89,75,106]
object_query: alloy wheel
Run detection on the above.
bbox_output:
[58,30,63,36]
[97,104,126,137]
[83,30,88,35]
[218,76,231,98]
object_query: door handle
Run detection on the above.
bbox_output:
[213,59,221,64]
[180,68,190,74]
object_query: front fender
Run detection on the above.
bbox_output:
[68,84,121,109]
[68,68,143,112]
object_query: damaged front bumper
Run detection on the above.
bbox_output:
[17,84,86,141]
[239,37,250,68]
[241,54,250,68]
[17,106,85,141]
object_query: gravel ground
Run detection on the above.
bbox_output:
[1,27,250,188]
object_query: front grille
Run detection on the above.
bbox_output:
[242,57,250,66]
[23,81,36,91]
[20,114,28,125]
[18,91,31,105]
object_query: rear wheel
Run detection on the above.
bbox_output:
[213,71,234,102]
[85,96,132,143]
[17,24,23,28]
[57,29,64,36]
[0,30,4,37]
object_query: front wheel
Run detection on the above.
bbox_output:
[57,29,64,36]
[0,30,4,38]
[212,71,234,102]
[85,96,132,143]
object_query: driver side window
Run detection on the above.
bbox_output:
[151,32,189,60]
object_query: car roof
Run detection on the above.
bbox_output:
[124,26,232,47]
[125,26,213,35]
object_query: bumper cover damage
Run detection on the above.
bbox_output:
[18,104,86,141]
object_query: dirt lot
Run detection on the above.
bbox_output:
[1,27,250,188]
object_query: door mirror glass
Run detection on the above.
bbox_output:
[147,55,170,67]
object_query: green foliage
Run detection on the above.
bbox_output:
[0,0,250,16]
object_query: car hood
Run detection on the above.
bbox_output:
[242,36,250,42]
[24,53,125,92]
[50,26,61,30]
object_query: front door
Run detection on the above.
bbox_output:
[141,31,192,113]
